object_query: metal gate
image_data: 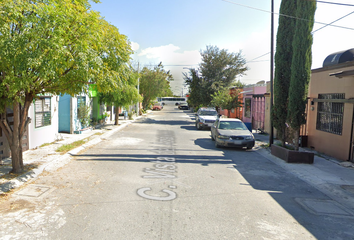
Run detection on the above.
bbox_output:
[252,94,265,132]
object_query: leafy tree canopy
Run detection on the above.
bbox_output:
[0,0,133,173]
[139,62,173,109]
[185,45,248,108]
[211,88,241,111]
[99,69,142,125]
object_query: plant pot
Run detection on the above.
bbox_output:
[271,144,314,164]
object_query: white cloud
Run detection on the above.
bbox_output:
[138,44,200,65]
[131,42,140,51]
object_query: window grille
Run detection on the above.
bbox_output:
[35,97,51,128]
[316,93,344,135]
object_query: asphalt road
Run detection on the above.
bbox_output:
[1,105,354,239]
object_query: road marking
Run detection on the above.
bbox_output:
[137,131,178,201]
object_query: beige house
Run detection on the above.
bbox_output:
[306,49,354,161]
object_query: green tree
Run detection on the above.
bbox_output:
[77,102,91,128]
[287,0,316,150]
[272,0,298,146]
[183,69,208,108]
[185,46,248,108]
[139,62,173,109]
[210,88,242,116]
[0,0,132,173]
[99,69,142,125]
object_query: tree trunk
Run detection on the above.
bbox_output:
[0,97,32,173]
[10,141,23,173]
[280,126,286,147]
[114,106,119,125]
[293,129,300,151]
[10,102,24,173]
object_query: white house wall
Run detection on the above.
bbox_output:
[28,96,59,149]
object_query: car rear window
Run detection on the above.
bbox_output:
[200,111,217,116]
[219,121,248,130]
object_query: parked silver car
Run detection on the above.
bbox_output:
[195,108,218,130]
[211,118,255,149]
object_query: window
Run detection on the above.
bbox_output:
[244,98,251,118]
[77,96,86,115]
[35,97,51,128]
[316,93,344,135]
[77,96,86,108]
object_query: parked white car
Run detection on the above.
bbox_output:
[195,108,218,130]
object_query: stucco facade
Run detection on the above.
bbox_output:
[28,95,59,149]
[307,61,354,161]
[242,82,267,131]
[59,94,92,133]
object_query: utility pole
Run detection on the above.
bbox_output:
[269,0,274,145]
[137,62,140,116]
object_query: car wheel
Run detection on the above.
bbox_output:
[246,146,253,150]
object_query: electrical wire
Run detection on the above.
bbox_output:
[315,0,354,7]
[221,0,354,31]
[312,10,354,33]
[247,52,270,63]
[222,0,354,63]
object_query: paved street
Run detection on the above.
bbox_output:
[1,105,354,239]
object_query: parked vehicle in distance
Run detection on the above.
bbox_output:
[156,97,188,106]
[195,108,218,130]
[211,118,255,149]
[178,102,189,110]
[152,103,163,110]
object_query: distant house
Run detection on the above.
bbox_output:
[89,84,117,124]
[58,94,91,133]
[218,86,243,120]
[242,82,267,132]
[0,95,59,159]
[58,83,121,133]
[306,49,354,161]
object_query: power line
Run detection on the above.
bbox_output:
[248,60,269,63]
[312,10,354,33]
[315,0,354,7]
[143,64,199,67]
[247,52,270,62]
[234,0,354,62]
[221,0,354,31]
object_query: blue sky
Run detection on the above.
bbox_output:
[91,0,354,95]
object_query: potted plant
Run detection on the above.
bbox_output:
[271,143,314,164]
[271,0,316,164]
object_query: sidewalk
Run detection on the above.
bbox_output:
[0,115,142,195]
[253,131,354,213]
